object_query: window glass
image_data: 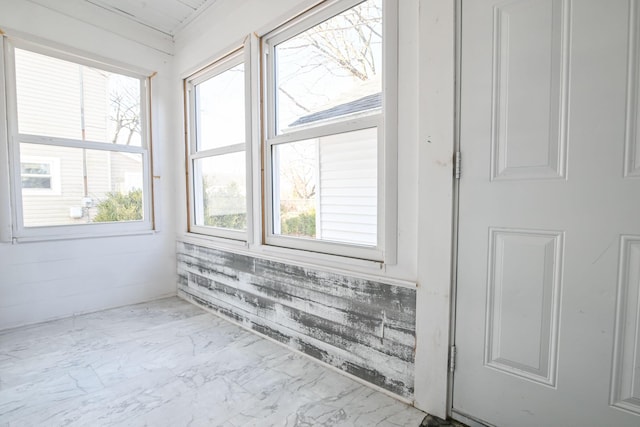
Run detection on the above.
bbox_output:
[193,151,246,231]
[196,63,245,151]
[272,127,377,246]
[15,48,142,146]
[274,0,382,134]
[21,162,52,189]
[19,143,144,227]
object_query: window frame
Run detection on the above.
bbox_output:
[261,0,397,262]
[185,40,254,241]
[3,38,154,241]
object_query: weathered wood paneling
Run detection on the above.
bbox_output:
[176,241,417,398]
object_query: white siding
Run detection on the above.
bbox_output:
[85,149,111,201]
[15,49,83,140]
[82,67,110,143]
[15,49,111,142]
[110,152,143,192]
[318,127,377,245]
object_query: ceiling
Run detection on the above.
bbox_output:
[84,0,218,36]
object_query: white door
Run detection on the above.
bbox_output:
[454,0,640,426]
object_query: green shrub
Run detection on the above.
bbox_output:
[281,209,315,237]
[93,189,143,222]
[206,213,247,229]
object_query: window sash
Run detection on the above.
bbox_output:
[190,151,247,238]
[185,43,253,241]
[11,139,152,237]
[5,39,151,151]
[264,0,381,140]
[3,39,153,240]
[264,124,384,261]
[262,0,390,261]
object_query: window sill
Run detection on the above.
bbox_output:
[11,228,156,244]
[179,232,248,251]
[178,232,415,289]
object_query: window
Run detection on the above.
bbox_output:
[21,162,51,189]
[181,2,396,263]
[4,40,152,238]
[20,156,60,194]
[263,0,395,260]
[185,45,252,240]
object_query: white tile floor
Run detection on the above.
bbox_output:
[0,297,426,426]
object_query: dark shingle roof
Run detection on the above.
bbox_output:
[289,92,382,127]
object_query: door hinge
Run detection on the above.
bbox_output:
[449,345,457,372]
[454,151,462,179]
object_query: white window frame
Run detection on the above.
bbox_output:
[19,155,61,195]
[3,38,153,241]
[262,0,398,262]
[185,39,254,241]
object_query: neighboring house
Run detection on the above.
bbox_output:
[281,92,381,246]
[20,147,142,227]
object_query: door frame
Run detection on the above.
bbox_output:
[414,0,459,419]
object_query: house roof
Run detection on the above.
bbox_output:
[289,92,382,127]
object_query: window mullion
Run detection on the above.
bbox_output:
[17,134,147,154]
[266,114,381,147]
[192,143,246,159]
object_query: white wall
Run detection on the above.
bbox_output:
[0,0,178,329]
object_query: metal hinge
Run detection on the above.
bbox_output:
[449,345,457,372]
[454,151,461,179]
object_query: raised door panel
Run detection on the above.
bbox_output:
[611,237,640,414]
[626,0,640,177]
[491,0,570,181]
[485,229,563,386]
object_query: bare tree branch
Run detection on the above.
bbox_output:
[279,87,311,112]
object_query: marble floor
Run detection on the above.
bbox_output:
[0,297,427,426]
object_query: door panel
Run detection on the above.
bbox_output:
[484,228,563,387]
[454,0,640,425]
[490,0,568,181]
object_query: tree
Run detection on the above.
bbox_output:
[280,141,317,201]
[276,0,382,118]
[109,76,141,145]
[93,189,143,222]
[297,0,381,82]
